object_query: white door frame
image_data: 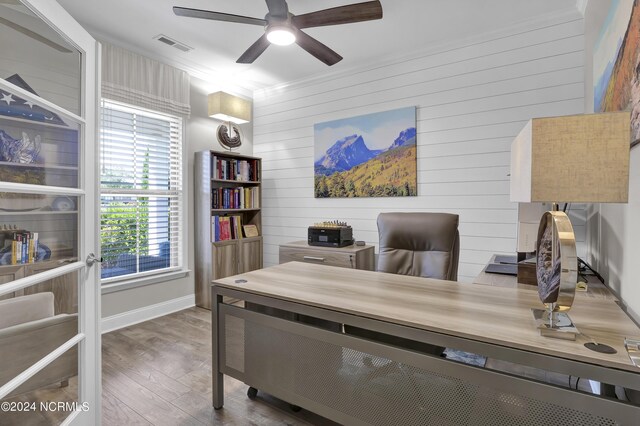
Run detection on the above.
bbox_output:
[0,1,101,424]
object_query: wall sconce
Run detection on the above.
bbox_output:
[208,91,252,150]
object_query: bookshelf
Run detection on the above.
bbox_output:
[0,115,79,314]
[195,150,263,309]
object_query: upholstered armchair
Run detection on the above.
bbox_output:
[0,292,77,398]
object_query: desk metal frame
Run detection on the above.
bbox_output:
[212,286,640,425]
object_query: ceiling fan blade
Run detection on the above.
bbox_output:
[0,17,72,52]
[237,34,270,64]
[265,0,288,19]
[173,6,266,26]
[295,30,342,66]
[292,0,382,29]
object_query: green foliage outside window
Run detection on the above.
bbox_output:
[100,150,150,268]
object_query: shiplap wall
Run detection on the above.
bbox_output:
[0,8,81,115]
[253,13,586,281]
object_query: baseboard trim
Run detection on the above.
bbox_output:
[101,294,195,334]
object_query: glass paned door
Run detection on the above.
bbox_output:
[0,1,98,425]
[0,2,82,115]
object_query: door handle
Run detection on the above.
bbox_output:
[303,256,325,262]
[86,253,103,267]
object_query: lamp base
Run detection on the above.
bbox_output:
[531,308,578,340]
[217,123,242,150]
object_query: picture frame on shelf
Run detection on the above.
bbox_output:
[243,224,259,238]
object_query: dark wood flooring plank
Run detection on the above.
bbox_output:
[159,309,211,332]
[105,330,207,380]
[102,362,202,426]
[20,381,74,425]
[147,314,213,349]
[0,394,50,426]
[180,307,212,324]
[103,341,191,402]
[110,359,191,402]
[118,320,211,362]
[102,388,152,426]
[172,390,235,426]
[176,370,214,398]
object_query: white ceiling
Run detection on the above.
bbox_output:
[57,0,580,93]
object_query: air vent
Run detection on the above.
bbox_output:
[173,44,191,52]
[153,34,193,53]
[157,36,175,46]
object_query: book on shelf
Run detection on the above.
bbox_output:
[211,215,244,242]
[211,216,219,242]
[212,187,259,209]
[219,217,231,241]
[212,155,260,181]
[3,230,39,265]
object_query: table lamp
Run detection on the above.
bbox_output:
[208,91,251,150]
[510,111,630,341]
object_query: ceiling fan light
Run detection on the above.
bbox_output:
[267,27,296,46]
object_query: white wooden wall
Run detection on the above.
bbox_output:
[253,14,586,281]
[0,7,81,115]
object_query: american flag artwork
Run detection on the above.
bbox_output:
[0,74,66,126]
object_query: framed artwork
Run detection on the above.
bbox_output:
[314,106,417,198]
[593,0,639,140]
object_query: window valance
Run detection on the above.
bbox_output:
[101,43,190,117]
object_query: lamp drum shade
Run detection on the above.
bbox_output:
[510,112,630,203]
[208,92,251,124]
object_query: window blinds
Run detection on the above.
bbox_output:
[100,99,183,280]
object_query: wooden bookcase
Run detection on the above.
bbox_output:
[0,116,80,314]
[194,150,263,309]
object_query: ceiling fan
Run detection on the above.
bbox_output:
[173,0,383,66]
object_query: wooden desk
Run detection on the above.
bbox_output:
[473,255,615,301]
[211,262,640,425]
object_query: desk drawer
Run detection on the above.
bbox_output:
[279,247,355,269]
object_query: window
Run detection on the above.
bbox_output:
[99,100,183,282]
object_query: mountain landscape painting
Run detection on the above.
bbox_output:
[594,0,640,139]
[314,107,417,198]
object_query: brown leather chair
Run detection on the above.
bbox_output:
[347,212,460,356]
[377,212,459,280]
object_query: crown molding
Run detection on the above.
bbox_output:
[254,6,583,99]
[576,0,590,16]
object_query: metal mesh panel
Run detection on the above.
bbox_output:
[224,314,245,373]
[226,314,619,426]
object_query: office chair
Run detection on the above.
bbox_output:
[344,213,461,418]
[377,212,459,280]
[347,212,460,355]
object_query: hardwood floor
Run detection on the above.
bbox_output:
[0,378,78,426]
[101,307,337,426]
[0,307,336,426]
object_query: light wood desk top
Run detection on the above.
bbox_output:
[214,261,640,373]
[474,256,615,300]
